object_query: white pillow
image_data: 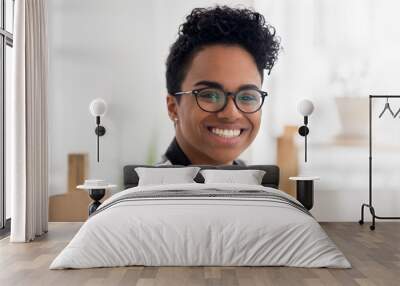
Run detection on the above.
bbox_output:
[135,167,201,186]
[200,169,266,185]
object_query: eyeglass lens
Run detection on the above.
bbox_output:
[196,88,263,113]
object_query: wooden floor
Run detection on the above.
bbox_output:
[0,222,399,286]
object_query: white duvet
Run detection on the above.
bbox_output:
[50,183,351,269]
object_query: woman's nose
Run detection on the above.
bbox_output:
[216,96,242,120]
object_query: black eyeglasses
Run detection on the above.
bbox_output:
[174,87,268,113]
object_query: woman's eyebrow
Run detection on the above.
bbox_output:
[194,81,259,90]
[194,80,223,89]
[238,84,259,90]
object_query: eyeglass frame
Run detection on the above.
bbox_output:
[173,87,268,114]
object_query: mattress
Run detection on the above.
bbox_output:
[50,183,351,269]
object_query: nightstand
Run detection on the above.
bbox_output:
[77,180,117,215]
[289,176,320,210]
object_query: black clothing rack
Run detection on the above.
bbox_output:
[359,95,400,230]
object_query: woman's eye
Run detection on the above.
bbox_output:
[207,93,219,99]
[199,92,221,102]
[238,94,257,103]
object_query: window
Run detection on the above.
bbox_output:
[0,0,14,235]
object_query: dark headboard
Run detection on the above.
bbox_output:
[123,165,280,189]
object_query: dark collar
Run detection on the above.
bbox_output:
[164,137,243,166]
[164,137,192,166]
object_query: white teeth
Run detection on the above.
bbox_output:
[211,128,241,138]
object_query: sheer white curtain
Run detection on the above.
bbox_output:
[10,0,48,242]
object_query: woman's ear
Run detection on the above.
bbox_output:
[166,95,178,122]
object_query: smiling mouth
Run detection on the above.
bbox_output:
[206,127,246,138]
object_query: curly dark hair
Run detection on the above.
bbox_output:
[165,5,281,96]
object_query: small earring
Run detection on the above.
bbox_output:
[173,117,178,122]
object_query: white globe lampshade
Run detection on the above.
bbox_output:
[89,98,107,117]
[297,99,314,116]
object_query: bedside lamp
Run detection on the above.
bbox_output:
[89,98,107,162]
[297,99,314,162]
[290,99,318,211]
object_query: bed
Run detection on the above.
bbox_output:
[49,164,351,269]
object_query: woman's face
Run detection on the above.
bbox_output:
[167,44,263,165]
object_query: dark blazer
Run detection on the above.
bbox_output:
[157,137,246,166]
